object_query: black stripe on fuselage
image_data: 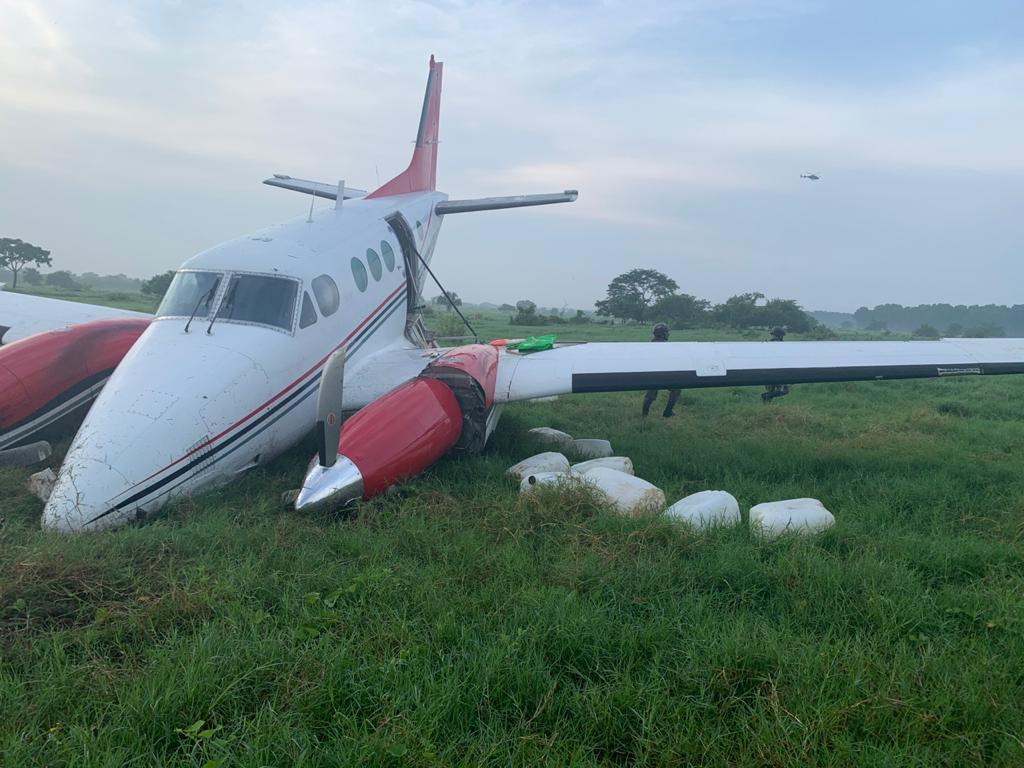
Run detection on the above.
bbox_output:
[571,362,1024,393]
[0,368,116,449]
[84,291,407,525]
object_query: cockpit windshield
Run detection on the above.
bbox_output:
[214,273,298,331]
[156,271,223,319]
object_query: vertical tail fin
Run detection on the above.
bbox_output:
[366,56,443,198]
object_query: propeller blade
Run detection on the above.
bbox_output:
[315,347,347,467]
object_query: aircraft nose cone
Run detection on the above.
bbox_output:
[42,458,133,532]
[41,335,274,532]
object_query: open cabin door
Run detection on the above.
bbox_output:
[385,214,433,348]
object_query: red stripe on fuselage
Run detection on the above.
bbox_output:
[133,282,407,485]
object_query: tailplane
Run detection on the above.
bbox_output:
[366,56,443,198]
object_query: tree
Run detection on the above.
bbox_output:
[761,298,814,333]
[432,292,462,312]
[45,270,81,290]
[511,299,540,326]
[141,270,175,298]
[963,322,1005,338]
[595,268,678,323]
[0,238,51,289]
[712,292,765,328]
[22,267,42,285]
[652,293,710,328]
[912,323,940,339]
[944,323,964,337]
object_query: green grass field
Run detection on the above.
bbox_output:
[2,302,1023,766]
[8,284,159,313]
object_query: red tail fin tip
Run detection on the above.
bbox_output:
[367,57,443,198]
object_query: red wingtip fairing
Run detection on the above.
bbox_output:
[366,56,443,198]
[0,318,150,447]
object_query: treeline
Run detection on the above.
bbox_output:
[593,269,823,333]
[853,304,1022,337]
[509,300,590,326]
[0,267,145,293]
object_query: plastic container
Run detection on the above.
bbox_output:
[571,438,613,459]
[664,490,740,528]
[519,471,576,494]
[572,456,634,476]
[526,427,574,448]
[582,467,665,516]
[750,498,834,537]
[506,452,571,480]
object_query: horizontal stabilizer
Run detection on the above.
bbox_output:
[435,190,578,215]
[263,175,367,201]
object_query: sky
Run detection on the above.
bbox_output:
[1,0,1022,312]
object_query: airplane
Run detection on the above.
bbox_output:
[800,173,820,180]
[3,56,1024,533]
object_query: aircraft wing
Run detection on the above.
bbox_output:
[494,338,1024,401]
[0,290,150,345]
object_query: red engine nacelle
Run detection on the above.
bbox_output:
[341,377,463,498]
[294,343,500,512]
[0,318,150,449]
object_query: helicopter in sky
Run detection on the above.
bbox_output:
[800,173,821,181]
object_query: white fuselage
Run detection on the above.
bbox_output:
[43,191,446,531]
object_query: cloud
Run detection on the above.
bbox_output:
[0,0,1021,309]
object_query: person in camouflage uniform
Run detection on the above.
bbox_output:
[762,326,791,402]
[642,323,681,417]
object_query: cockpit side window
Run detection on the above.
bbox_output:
[299,291,318,329]
[311,274,340,316]
[216,274,298,331]
[156,271,224,319]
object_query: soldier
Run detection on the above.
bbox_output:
[762,326,791,402]
[642,323,681,417]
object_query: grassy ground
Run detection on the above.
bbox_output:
[2,310,1023,766]
[8,284,159,313]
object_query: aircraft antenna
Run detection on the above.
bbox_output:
[412,243,478,341]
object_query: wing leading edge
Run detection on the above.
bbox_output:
[0,291,150,345]
[494,339,1024,402]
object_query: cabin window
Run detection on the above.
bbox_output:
[366,248,383,281]
[157,270,223,319]
[351,257,368,292]
[380,241,396,271]
[299,291,318,328]
[216,273,298,331]
[311,274,340,316]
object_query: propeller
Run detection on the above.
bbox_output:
[315,346,347,467]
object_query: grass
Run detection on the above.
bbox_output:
[1,307,1023,765]
[8,284,159,313]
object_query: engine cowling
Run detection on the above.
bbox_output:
[0,318,150,449]
[294,343,499,513]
